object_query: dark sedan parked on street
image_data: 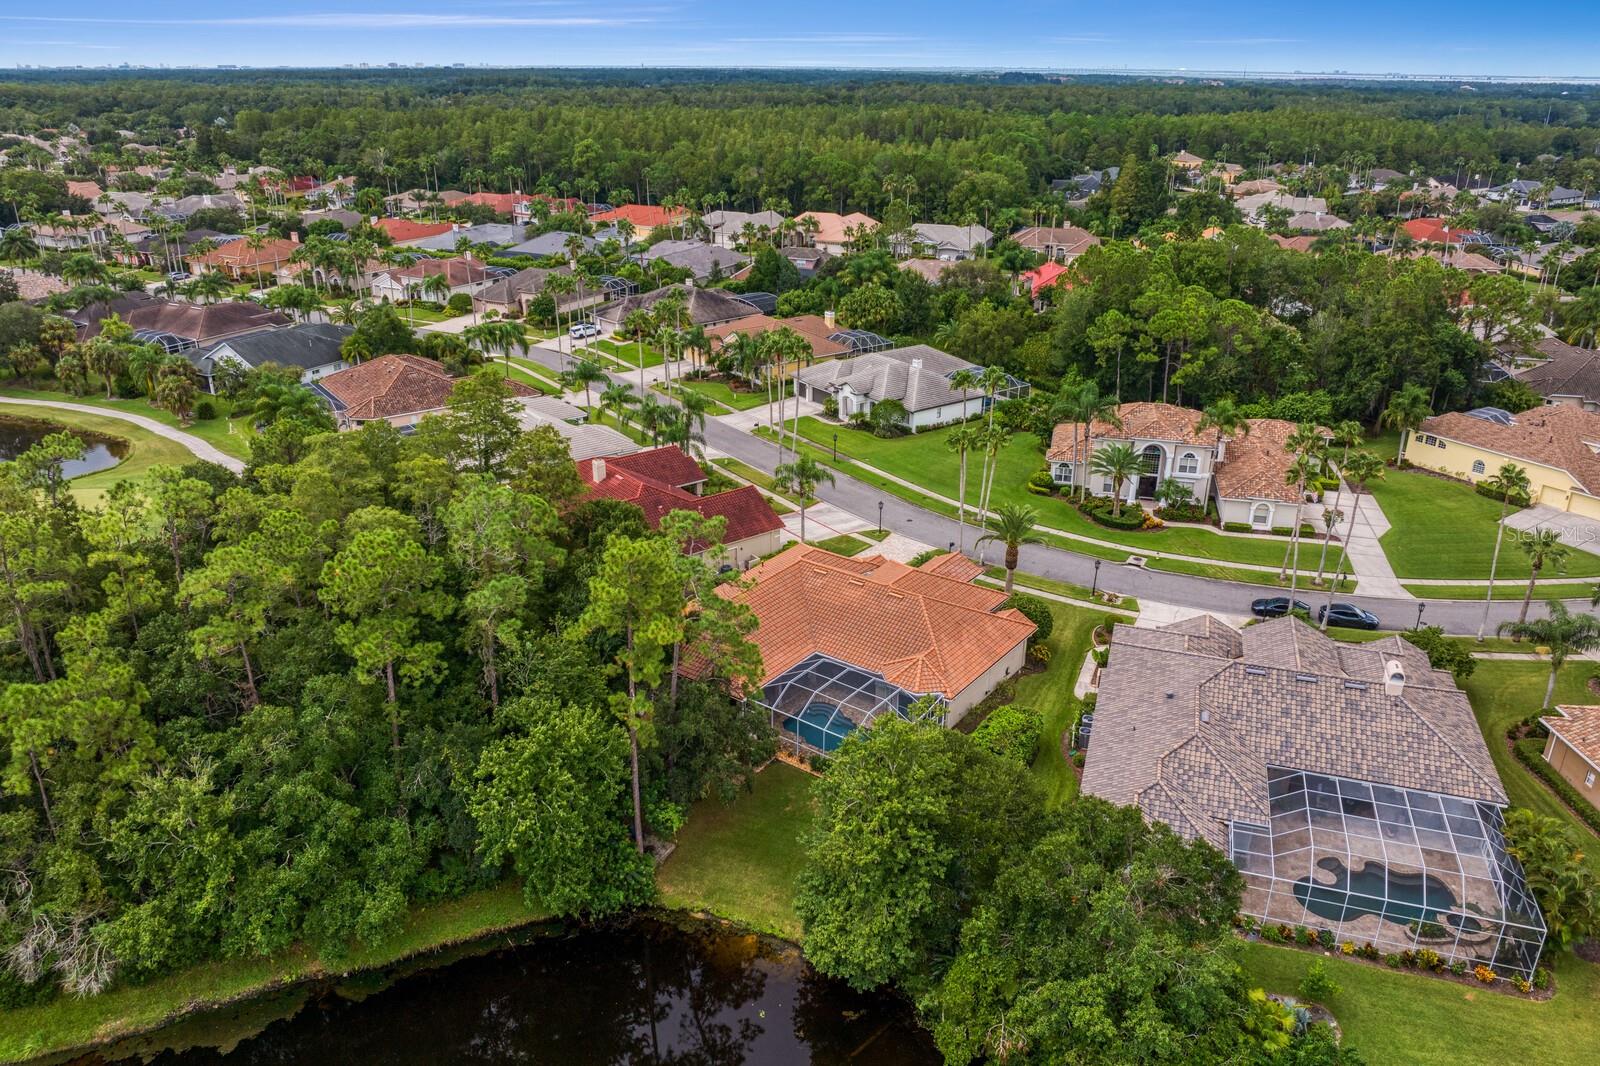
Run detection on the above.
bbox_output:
[1251,597,1312,619]
[1318,603,1380,630]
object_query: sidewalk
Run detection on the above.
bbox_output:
[1324,481,1408,598]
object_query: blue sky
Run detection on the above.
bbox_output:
[1,2,1596,78]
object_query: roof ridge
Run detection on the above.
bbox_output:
[1397,693,1507,801]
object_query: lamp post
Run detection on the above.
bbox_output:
[1091,558,1101,600]
[877,500,883,534]
[1416,601,1426,631]
[832,431,838,461]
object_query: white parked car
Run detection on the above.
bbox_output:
[568,322,599,339]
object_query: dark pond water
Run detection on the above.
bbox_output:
[0,415,126,478]
[88,918,937,1065]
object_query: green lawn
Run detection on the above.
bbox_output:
[1147,557,1357,593]
[675,376,787,412]
[0,402,208,506]
[792,418,1340,572]
[0,387,254,460]
[710,456,813,507]
[810,533,871,556]
[1463,659,1600,865]
[1362,465,1600,581]
[500,363,562,396]
[1015,600,1099,808]
[657,762,816,940]
[1239,941,1600,1066]
[0,881,546,1064]
[980,566,1137,612]
[1404,581,1598,601]
[591,338,664,368]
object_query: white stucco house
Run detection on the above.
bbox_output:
[794,344,1028,431]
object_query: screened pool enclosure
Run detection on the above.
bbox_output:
[754,653,944,755]
[1230,767,1545,979]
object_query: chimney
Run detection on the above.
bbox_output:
[824,309,836,328]
[593,458,606,482]
[289,230,299,244]
[1384,659,1405,698]
[910,358,923,371]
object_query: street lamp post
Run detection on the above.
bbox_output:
[877,500,883,534]
[832,431,838,461]
[1091,559,1102,600]
[1416,601,1427,631]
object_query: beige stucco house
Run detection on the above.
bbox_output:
[1403,406,1600,519]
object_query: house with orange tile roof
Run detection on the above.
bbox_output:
[369,256,495,303]
[577,446,784,570]
[314,354,532,430]
[1048,401,1324,530]
[704,313,851,368]
[187,235,301,281]
[588,203,688,238]
[455,191,531,217]
[372,217,456,245]
[792,211,878,255]
[689,545,1035,752]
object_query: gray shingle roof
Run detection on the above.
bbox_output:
[793,344,982,414]
[1082,616,1506,848]
[201,322,352,372]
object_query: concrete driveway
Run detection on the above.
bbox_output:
[1503,505,1600,558]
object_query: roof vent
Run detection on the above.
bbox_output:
[1245,666,1269,677]
[1344,680,1369,691]
[910,358,923,371]
[1385,659,1406,698]
[1199,709,1210,723]
[1295,673,1318,684]
[1165,691,1176,700]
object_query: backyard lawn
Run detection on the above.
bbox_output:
[1239,941,1600,1066]
[657,762,816,940]
[791,418,1344,573]
[0,401,208,505]
[1014,600,1099,808]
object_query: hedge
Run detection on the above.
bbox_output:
[1475,481,1531,508]
[1003,592,1054,643]
[1512,736,1600,836]
[1077,498,1148,531]
[973,704,1044,766]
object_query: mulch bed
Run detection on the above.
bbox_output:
[1575,938,1600,964]
[1237,931,1553,1000]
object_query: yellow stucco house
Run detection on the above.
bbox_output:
[1402,406,1600,519]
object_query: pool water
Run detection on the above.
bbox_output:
[1294,857,1479,931]
[781,702,857,752]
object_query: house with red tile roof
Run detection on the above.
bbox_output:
[1019,260,1072,304]
[187,236,301,281]
[369,256,495,303]
[1402,217,1466,245]
[456,191,530,216]
[588,203,688,238]
[576,445,783,569]
[372,217,456,245]
[688,545,1035,752]
[315,354,532,430]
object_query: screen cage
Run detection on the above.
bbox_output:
[751,652,945,756]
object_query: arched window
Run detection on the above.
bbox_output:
[1178,451,1199,475]
[1140,444,1163,475]
[1251,503,1271,527]
[1471,460,1486,475]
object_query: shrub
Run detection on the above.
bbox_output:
[1298,927,1319,946]
[1002,592,1054,644]
[193,398,218,421]
[1450,960,1467,976]
[821,396,839,419]
[1270,526,1294,537]
[446,292,473,314]
[908,548,948,567]
[1339,941,1355,956]
[1475,480,1531,508]
[1473,964,1497,984]
[1534,967,1553,990]
[1261,925,1285,943]
[1417,948,1443,971]
[1359,943,1380,960]
[1317,928,1335,948]
[1223,521,1253,533]
[1402,625,1476,681]
[1385,954,1401,968]
[1027,467,1057,494]
[1077,496,1148,531]
[1028,643,1052,665]
[1513,737,1600,835]
[1298,960,1340,1004]
[1513,976,1532,994]
[972,704,1045,766]
[1156,501,1209,523]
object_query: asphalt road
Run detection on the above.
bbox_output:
[520,340,1577,637]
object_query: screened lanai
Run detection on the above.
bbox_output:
[1230,767,1546,979]
[753,652,944,756]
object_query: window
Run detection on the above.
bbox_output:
[1587,771,1596,788]
[1052,462,1073,485]
[1178,451,1199,475]
[1101,478,1115,494]
[1251,503,1271,527]
[1472,460,1486,475]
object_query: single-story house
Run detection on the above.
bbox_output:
[588,203,687,239]
[120,227,227,271]
[145,193,243,224]
[704,313,852,370]
[372,218,456,246]
[702,209,786,249]
[1540,706,1600,801]
[314,353,533,430]
[5,268,70,302]
[66,179,104,202]
[515,399,637,461]
[197,322,352,393]
[638,239,750,281]
[689,545,1034,751]
[1286,211,1350,232]
[1019,261,1071,306]
[1269,235,1319,254]
[502,231,595,259]
[1083,614,1543,980]
[300,208,364,230]
[1514,339,1600,412]
[511,194,585,224]
[472,265,601,318]
[1047,402,1321,529]
[794,344,1028,431]
[1404,405,1600,518]
[577,445,784,570]
[453,191,529,217]
[370,257,495,303]
[792,211,878,255]
[1051,167,1119,202]
[405,222,523,253]
[1485,180,1585,209]
[1401,217,1468,245]
[892,223,993,261]
[188,235,301,281]
[383,189,467,215]
[593,283,761,333]
[1010,225,1100,263]
[780,246,830,278]
[1236,192,1330,222]
[83,299,290,353]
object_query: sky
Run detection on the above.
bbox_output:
[1,2,1597,79]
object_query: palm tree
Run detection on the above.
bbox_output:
[973,422,1012,534]
[677,388,714,446]
[0,227,39,263]
[1331,420,1364,468]
[976,504,1043,595]
[1054,382,1123,500]
[599,382,636,427]
[1279,423,1327,590]
[1089,443,1142,518]
[1314,506,1344,586]
[421,271,451,310]
[949,367,981,419]
[1196,397,1250,465]
[1514,529,1571,626]
[1479,463,1532,641]
[564,358,608,416]
[1498,602,1600,710]
[1379,384,1432,464]
[775,454,835,544]
[62,252,106,287]
[979,363,1010,431]
[1325,451,1385,629]
[947,423,983,553]
[184,271,231,306]
[622,308,655,393]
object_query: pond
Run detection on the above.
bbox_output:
[80,918,937,1065]
[0,415,127,479]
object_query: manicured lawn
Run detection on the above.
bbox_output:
[1404,581,1598,601]
[1147,557,1357,593]
[500,363,562,396]
[657,762,816,940]
[793,418,1338,572]
[1015,600,1099,808]
[592,338,664,368]
[0,402,206,506]
[675,376,787,412]
[0,386,254,460]
[1463,659,1600,867]
[0,881,546,1064]
[1239,941,1600,1066]
[981,566,1138,612]
[810,532,870,556]
[1362,465,1600,581]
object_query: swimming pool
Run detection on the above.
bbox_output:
[780,702,857,752]
[1294,857,1481,932]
